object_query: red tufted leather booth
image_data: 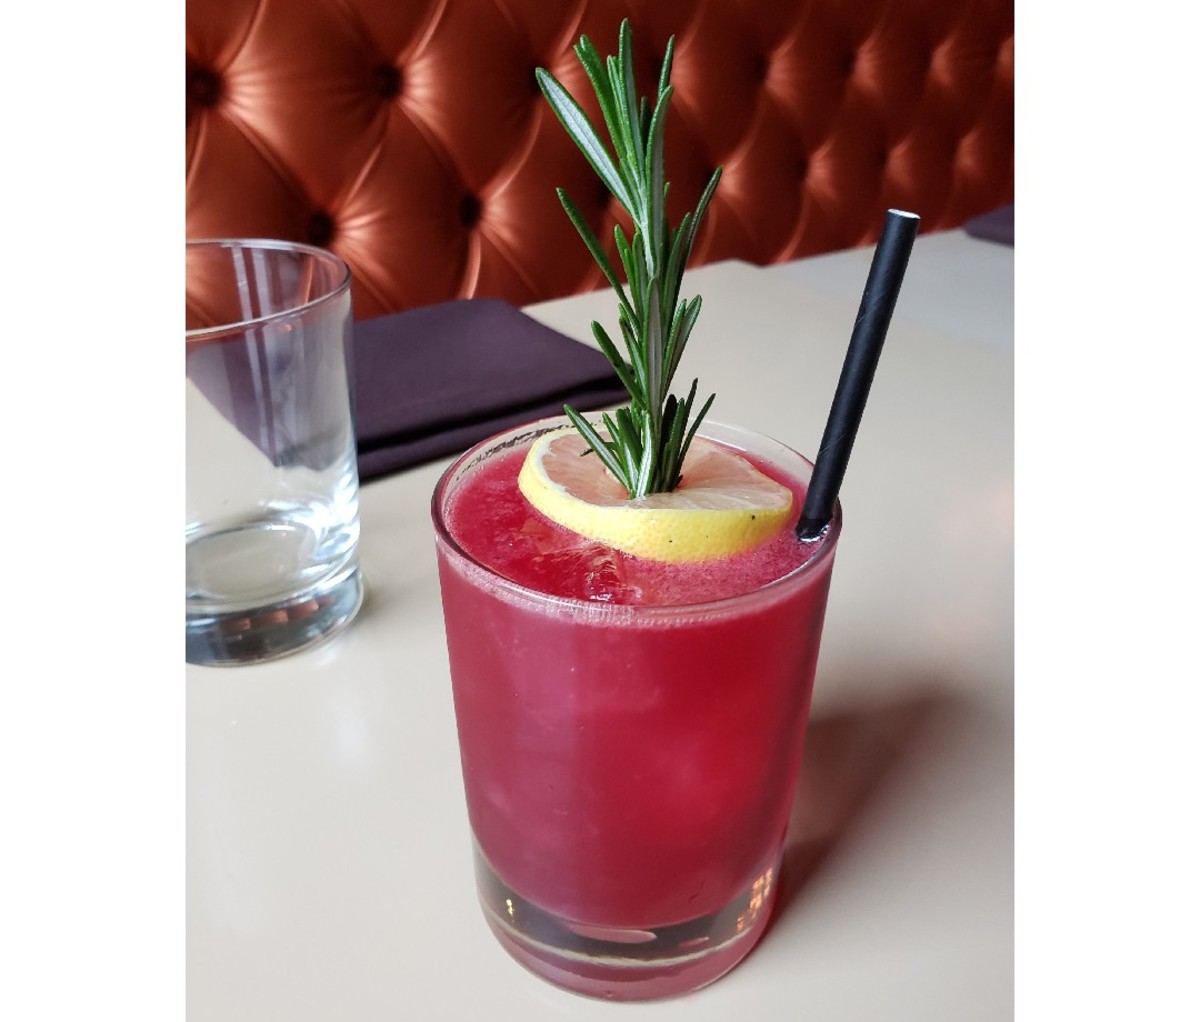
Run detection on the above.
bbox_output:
[186,0,1013,320]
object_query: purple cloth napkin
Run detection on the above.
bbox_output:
[351,298,627,480]
[963,203,1014,247]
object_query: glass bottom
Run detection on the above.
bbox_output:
[185,562,363,666]
[474,845,779,1001]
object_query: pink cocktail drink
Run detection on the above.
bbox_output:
[432,418,841,1000]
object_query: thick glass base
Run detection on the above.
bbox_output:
[474,846,779,1001]
[186,563,363,666]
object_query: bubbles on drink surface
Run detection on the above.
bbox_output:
[448,446,827,606]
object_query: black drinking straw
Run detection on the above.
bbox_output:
[796,209,921,540]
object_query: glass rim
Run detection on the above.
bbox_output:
[185,238,352,342]
[431,416,843,621]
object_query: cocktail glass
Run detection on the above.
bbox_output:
[432,416,841,1000]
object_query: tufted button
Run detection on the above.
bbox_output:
[185,1,1012,317]
[375,64,403,99]
[648,50,666,85]
[187,66,222,108]
[308,212,335,247]
[459,195,482,227]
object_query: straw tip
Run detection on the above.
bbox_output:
[887,208,921,220]
[795,517,830,542]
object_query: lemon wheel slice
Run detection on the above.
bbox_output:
[517,429,794,563]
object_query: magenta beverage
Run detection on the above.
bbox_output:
[432,418,841,1000]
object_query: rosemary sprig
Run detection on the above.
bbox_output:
[537,19,722,498]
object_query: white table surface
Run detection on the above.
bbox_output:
[187,229,1014,1020]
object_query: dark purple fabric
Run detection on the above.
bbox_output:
[351,298,627,480]
[963,204,1014,247]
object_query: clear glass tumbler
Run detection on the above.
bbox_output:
[186,239,363,666]
[432,418,841,1000]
